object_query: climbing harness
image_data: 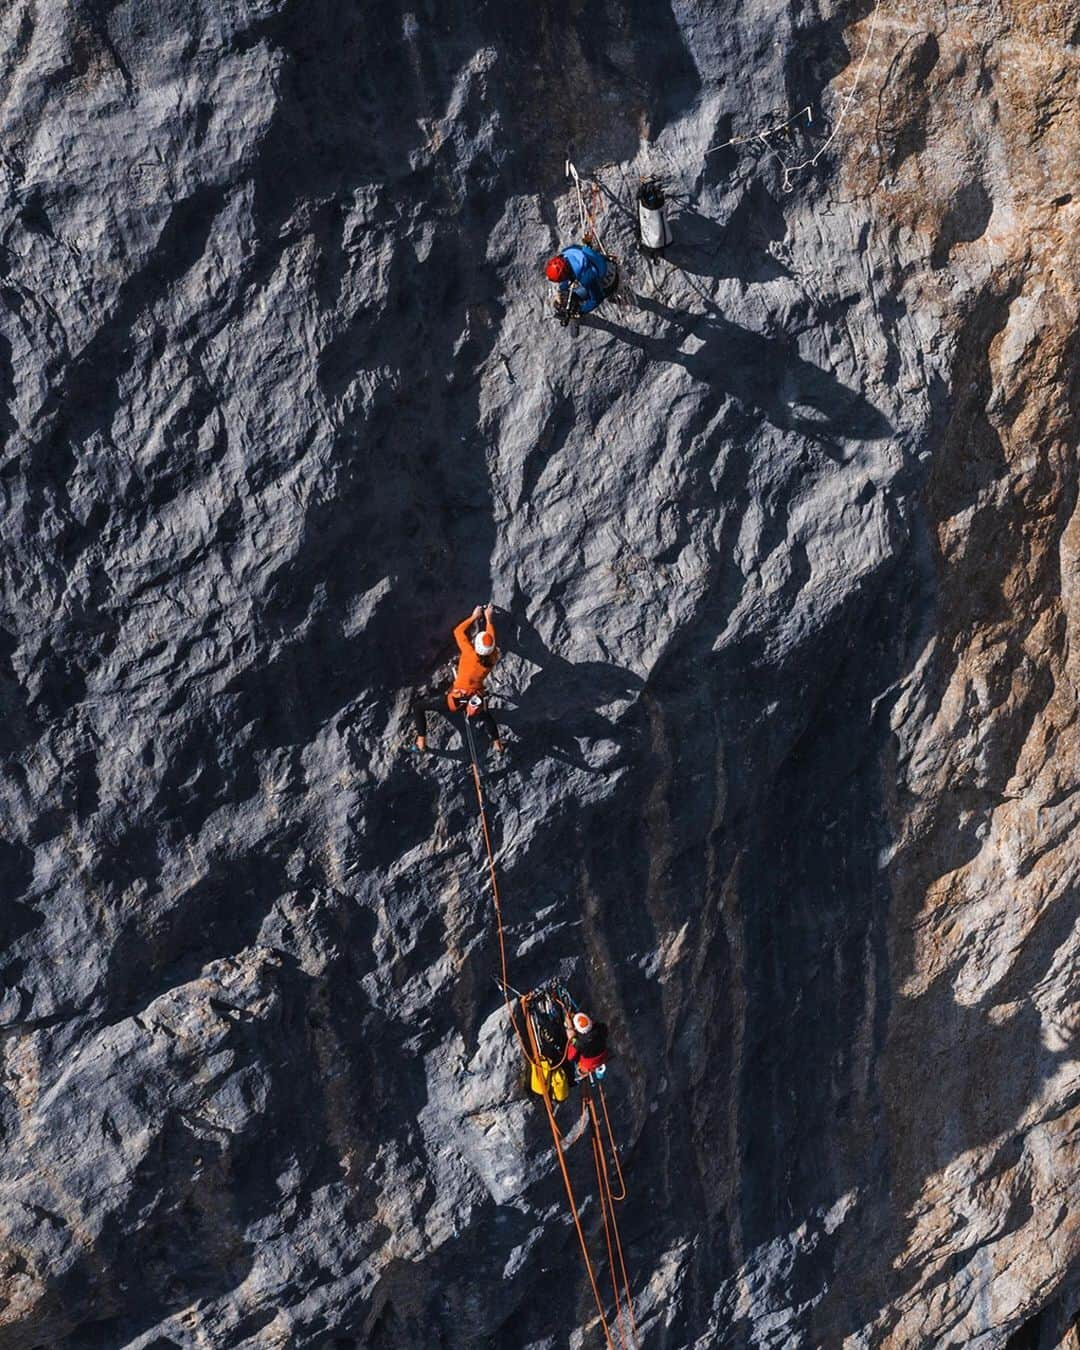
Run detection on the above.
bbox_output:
[554,289,582,330]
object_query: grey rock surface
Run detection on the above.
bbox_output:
[0,0,1077,1347]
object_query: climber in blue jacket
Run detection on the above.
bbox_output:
[545,241,616,316]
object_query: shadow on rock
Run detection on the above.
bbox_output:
[810,279,1080,1345]
[665,180,793,283]
[588,294,893,456]
[494,604,643,774]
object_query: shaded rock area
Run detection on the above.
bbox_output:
[0,0,1076,1346]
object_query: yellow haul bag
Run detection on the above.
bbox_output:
[530,1058,570,1103]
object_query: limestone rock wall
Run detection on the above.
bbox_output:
[0,1,1076,1346]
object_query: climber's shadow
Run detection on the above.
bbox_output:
[589,294,892,456]
[494,609,642,773]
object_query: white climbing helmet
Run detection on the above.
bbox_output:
[474,630,495,657]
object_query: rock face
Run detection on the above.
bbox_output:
[0,1,1077,1346]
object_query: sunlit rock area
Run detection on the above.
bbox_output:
[0,1,1076,1346]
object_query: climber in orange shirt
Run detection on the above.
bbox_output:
[413,604,504,752]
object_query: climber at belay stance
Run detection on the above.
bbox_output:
[545,236,618,321]
[565,1009,609,1079]
[413,604,504,753]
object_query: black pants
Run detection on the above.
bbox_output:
[412,695,499,745]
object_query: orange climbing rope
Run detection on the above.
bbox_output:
[587,1094,628,1344]
[585,1088,640,1349]
[544,991,628,1206]
[524,995,617,1350]
[462,714,534,1065]
[460,712,637,1347]
[597,1080,628,1203]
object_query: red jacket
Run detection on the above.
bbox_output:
[449,616,497,702]
[566,1020,608,1073]
[566,1042,608,1074]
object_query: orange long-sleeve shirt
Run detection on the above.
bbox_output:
[450,615,497,698]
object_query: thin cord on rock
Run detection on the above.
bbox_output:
[705,104,813,155]
[702,1,885,192]
[777,0,885,191]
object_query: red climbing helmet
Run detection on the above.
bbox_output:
[545,255,571,282]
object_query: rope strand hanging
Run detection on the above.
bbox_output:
[460,700,636,1346]
[597,1080,628,1204]
[566,158,609,252]
[462,714,534,1066]
[524,994,617,1350]
[703,0,884,192]
[585,1088,640,1349]
[776,0,884,191]
[590,1104,629,1347]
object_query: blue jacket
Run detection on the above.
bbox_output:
[559,244,610,313]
